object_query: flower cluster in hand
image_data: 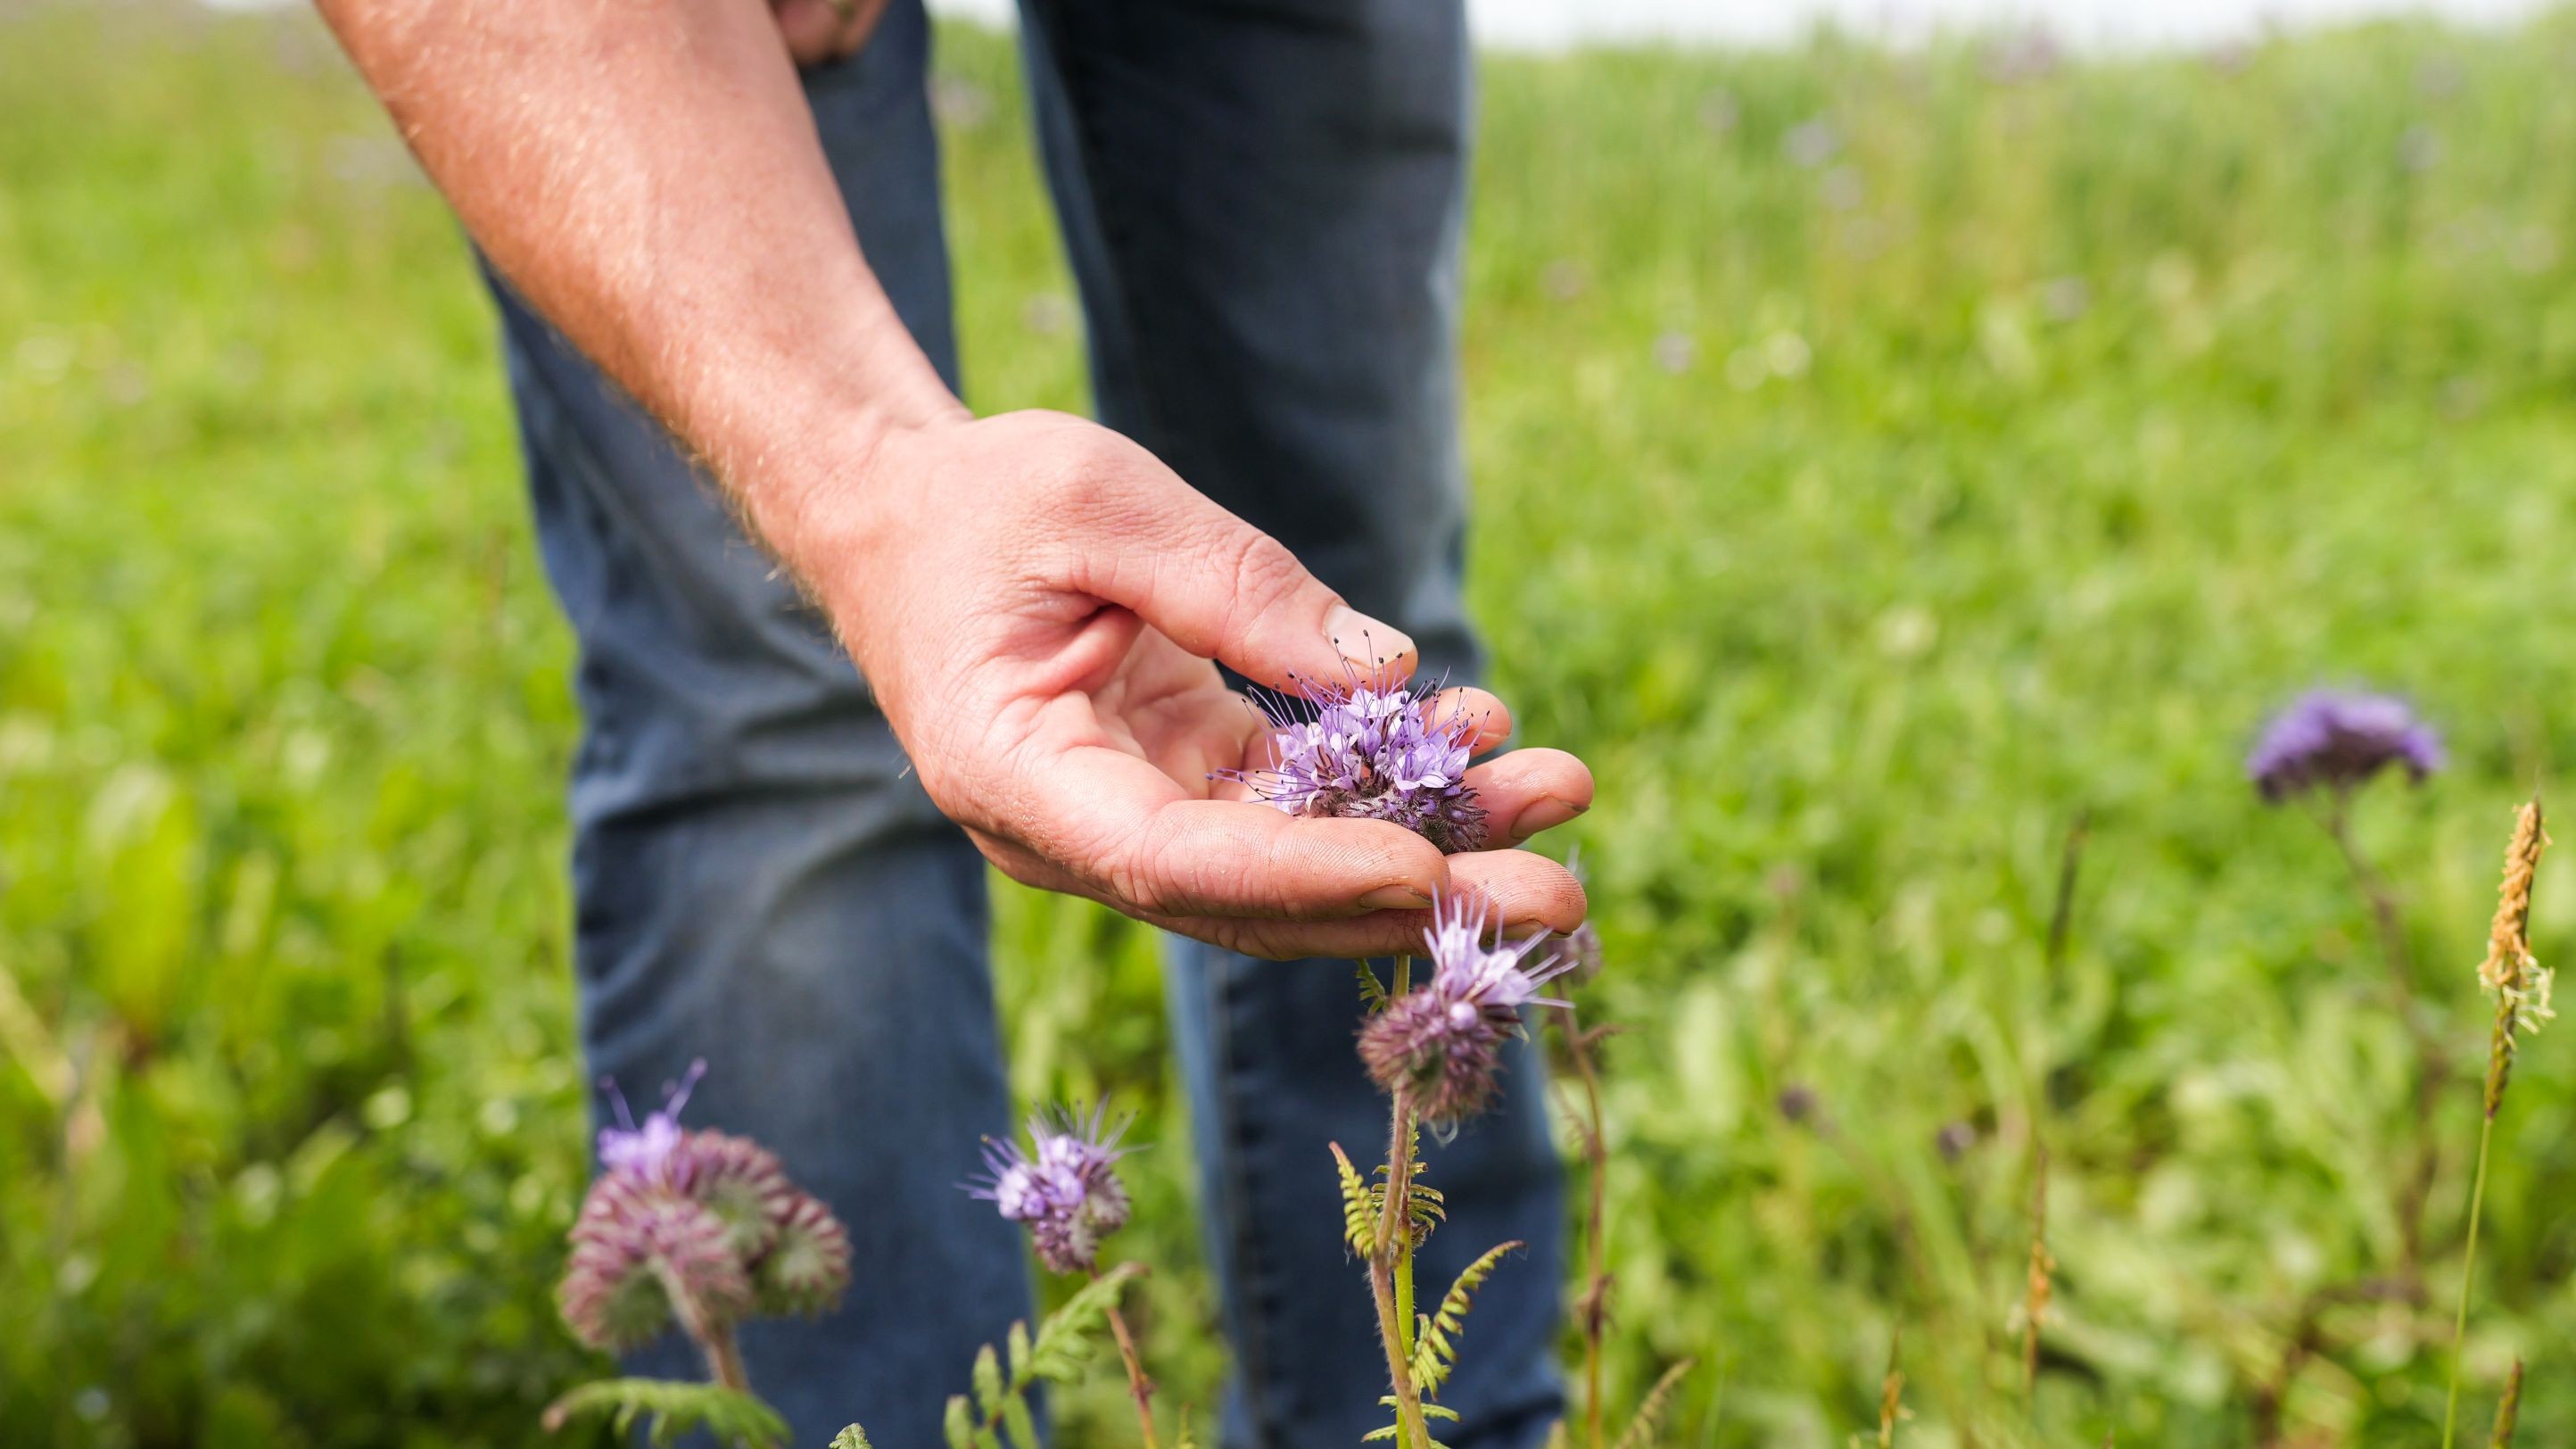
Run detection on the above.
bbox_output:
[558,1062,853,1352]
[970,1104,1134,1275]
[1226,668,1488,854]
[1361,891,1573,1126]
[2248,689,2444,802]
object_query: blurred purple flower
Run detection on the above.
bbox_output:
[1223,667,1487,855]
[1360,892,1572,1126]
[559,1065,851,1352]
[2248,689,2444,803]
[970,1104,1135,1275]
[598,1057,705,1181]
[1777,1084,1820,1125]
[561,1176,752,1352]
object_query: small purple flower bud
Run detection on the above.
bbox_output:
[1936,1121,1976,1163]
[968,1104,1134,1275]
[1359,891,1571,1126]
[2247,690,2444,802]
[1219,668,1488,855]
[1777,1084,1820,1125]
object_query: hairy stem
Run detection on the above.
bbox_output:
[703,1321,751,1396]
[2442,1108,2498,1449]
[1095,1286,1160,1449]
[1369,959,1434,1449]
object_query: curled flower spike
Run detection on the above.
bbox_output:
[1359,891,1572,1127]
[559,1064,852,1354]
[2247,689,2444,803]
[560,1175,752,1352]
[1220,665,1488,854]
[968,1104,1135,1275]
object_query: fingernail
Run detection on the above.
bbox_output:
[1508,796,1588,842]
[1325,607,1416,679]
[1358,884,1434,911]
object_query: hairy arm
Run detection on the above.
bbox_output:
[314,0,939,546]
[314,0,1592,955]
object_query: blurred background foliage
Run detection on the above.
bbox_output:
[4,2,2576,1444]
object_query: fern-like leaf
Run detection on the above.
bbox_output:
[1356,960,1391,1014]
[541,1378,788,1449]
[941,1261,1148,1449]
[1612,1359,1695,1449]
[1365,1401,1460,1446]
[1331,1142,1379,1256]
[830,1428,875,1449]
[1409,1239,1524,1397]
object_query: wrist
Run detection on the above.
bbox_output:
[746,390,962,617]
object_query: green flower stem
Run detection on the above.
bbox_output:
[2441,1108,2498,1449]
[1371,956,1434,1449]
[1096,1284,1160,1449]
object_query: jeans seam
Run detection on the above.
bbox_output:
[1018,0,1179,460]
[1205,957,1286,1445]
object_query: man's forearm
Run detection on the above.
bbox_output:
[316,0,959,558]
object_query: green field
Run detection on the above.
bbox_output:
[6,3,2576,1444]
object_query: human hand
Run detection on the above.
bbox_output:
[768,0,887,66]
[784,409,1593,959]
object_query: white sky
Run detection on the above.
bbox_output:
[929,0,2547,50]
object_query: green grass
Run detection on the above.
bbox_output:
[5,3,2576,1444]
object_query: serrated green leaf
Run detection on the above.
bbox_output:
[830,1427,874,1449]
[1410,1240,1523,1397]
[1613,1359,1694,1449]
[1332,1142,1379,1256]
[1006,1320,1033,1387]
[1356,960,1391,1014]
[1002,1392,1039,1449]
[973,1343,1004,1415]
[540,1378,787,1449]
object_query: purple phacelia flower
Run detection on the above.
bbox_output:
[969,1104,1134,1275]
[597,1057,705,1181]
[1359,892,1572,1127]
[2248,689,2445,802]
[559,1064,851,1353]
[1222,668,1488,855]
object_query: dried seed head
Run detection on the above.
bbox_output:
[2481,799,2553,1117]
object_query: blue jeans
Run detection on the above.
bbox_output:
[487,2,1563,1444]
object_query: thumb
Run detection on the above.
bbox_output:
[1072,459,1416,692]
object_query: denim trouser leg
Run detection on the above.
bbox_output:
[490,8,1030,1447]
[494,0,1565,1442]
[1018,2,1566,1445]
